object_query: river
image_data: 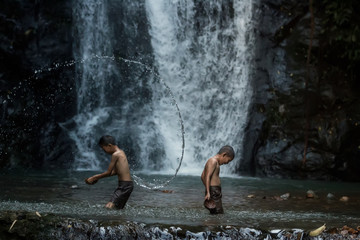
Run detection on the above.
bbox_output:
[1,170,359,232]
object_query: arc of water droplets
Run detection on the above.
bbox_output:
[31,55,185,190]
[117,56,185,190]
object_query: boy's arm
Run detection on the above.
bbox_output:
[203,159,217,200]
[85,154,118,184]
[110,169,117,176]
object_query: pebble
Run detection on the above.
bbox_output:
[327,193,335,199]
[340,196,349,202]
[280,193,290,200]
[161,190,173,193]
[306,190,316,198]
[274,196,282,201]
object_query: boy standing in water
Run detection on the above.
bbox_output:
[85,135,133,209]
[201,145,235,214]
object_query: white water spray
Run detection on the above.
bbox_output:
[67,0,255,178]
[145,0,256,175]
[68,0,186,177]
[67,1,118,170]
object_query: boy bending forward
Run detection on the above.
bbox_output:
[201,145,234,214]
[85,135,133,209]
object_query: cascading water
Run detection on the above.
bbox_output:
[66,1,119,170]
[66,1,185,175]
[145,0,255,175]
[66,0,255,177]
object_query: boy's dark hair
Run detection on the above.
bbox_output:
[99,135,116,146]
[218,145,235,159]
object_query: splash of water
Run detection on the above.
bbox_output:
[26,55,186,189]
[50,56,186,188]
[116,57,185,189]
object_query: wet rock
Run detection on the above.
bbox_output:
[274,196,282,201]
[306,190,317,198]
[280,193,290,200]
[326,193,335,199]
[341,225,358,235]
[339,196,349,202]
[2,210,360,239]
[26,212,41,221]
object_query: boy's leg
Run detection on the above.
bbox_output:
[109,181,134,209]
[209,186,224,214]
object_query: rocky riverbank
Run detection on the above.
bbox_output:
[1,210,359,240]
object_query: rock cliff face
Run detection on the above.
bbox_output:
[0,1,75,168]
[242,0,360,181]
[0,0,359,180]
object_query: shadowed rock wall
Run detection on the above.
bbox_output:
[242,0,360,181]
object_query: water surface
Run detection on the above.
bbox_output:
[0,170,359,231]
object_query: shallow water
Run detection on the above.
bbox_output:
[0,170,359,231]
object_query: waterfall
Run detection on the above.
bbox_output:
[68,1,183,172]
[67,0,255,175]
[68,0,119,170]
[145,0,255,175]
[66,0,124,170]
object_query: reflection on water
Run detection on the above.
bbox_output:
[0,170,359,230]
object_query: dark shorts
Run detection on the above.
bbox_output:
[204,186,224,214]
[110,181,134,209]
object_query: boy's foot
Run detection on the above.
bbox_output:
[105,202,115,209]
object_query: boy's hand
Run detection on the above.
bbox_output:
[85,177,98,185]
[205,192,211,201]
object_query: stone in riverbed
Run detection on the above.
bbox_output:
[306,190,317,198]
[326,193,335,199]
[280,193,290,200]
[339,196,349,202]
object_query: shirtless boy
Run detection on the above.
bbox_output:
[85,135,133,209]
[201,145,235,214]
